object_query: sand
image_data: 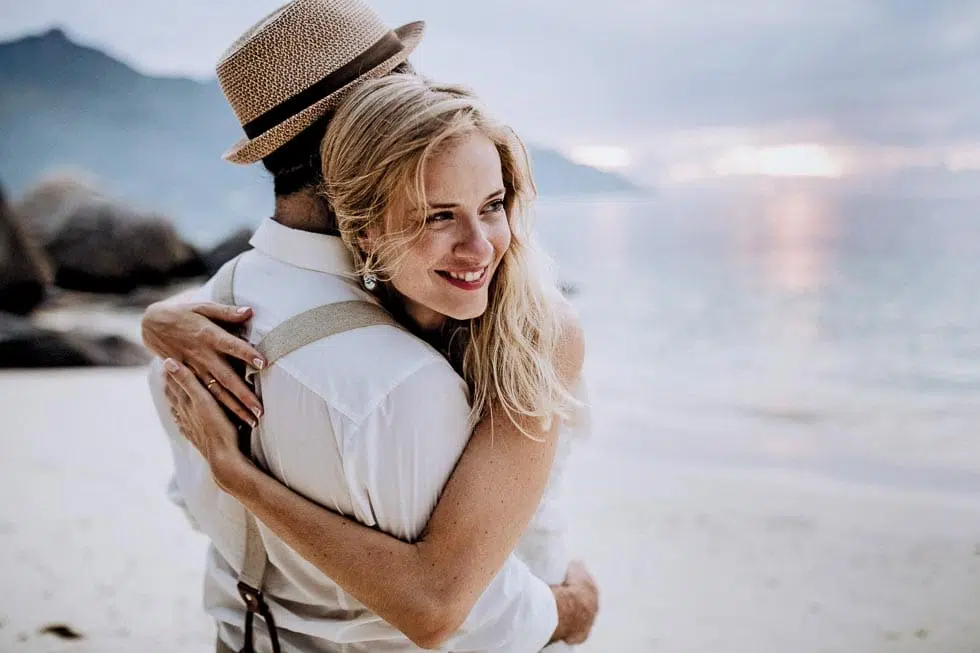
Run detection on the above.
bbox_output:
[2,368,980,652]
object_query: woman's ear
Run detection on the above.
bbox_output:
[357,229,378,259]
[357,205,393,261]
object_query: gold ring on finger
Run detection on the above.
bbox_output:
[206,378,219,392]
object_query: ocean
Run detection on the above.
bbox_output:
[535,186,980,495]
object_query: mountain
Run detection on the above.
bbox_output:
[0,29,641,245]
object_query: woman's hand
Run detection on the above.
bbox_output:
[142,299,266,426]
[162,358,250,492]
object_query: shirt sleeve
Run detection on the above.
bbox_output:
[346,359,558,653]
[146,356,202,533]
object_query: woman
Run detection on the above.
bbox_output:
[151,74,596,649]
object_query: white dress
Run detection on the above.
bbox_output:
[513,383,591,652]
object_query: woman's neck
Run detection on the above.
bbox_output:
[378,288,463,365]
[406,304,446,336]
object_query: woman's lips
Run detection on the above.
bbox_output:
[437,266,489,290]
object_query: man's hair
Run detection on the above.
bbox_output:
[260,62,415,197]
[260,113,333,196]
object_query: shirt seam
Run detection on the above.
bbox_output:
[339,356,458,459]
[278,339,448,425]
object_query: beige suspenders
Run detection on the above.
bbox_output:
[210,254,398,653]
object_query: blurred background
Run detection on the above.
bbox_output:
[2,1,979,652]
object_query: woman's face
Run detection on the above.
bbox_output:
[383,131,512,332]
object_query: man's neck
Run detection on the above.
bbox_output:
[272,189,337,234]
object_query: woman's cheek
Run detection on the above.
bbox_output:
[492,218,512,258]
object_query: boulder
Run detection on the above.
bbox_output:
[46,200,206,292]
[17,175,206,293]
[0,312,149,368]
[202,227,253,276]
[14,174,100,243]
[0,182,54,314]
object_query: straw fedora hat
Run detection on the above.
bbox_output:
[217,0,424,164]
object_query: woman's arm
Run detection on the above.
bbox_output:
[163,307,594,647]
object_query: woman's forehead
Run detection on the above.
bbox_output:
[421,133,503,200]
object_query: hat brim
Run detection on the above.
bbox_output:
[223,20,425,165]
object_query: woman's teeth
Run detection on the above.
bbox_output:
[446,268,486,282]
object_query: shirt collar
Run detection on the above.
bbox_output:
[249,218,355,278]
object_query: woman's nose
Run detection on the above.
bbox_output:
[455,216,493,261]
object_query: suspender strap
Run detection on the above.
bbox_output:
[210,254,398,653]
[258,301,397,364]
[211,256,240,307]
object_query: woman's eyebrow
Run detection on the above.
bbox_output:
[427,189,505,210]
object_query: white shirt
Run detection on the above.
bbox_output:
[148,218,558,653]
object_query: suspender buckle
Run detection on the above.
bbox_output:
[237,582,281,653]
[237,581,263,612]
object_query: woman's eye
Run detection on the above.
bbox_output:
[426,211,453,224]
[487,199,505,213]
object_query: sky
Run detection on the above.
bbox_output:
[2,0,979,185]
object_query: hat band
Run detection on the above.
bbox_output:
[242,31,405,140]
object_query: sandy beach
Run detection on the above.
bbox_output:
[2,367,980,653]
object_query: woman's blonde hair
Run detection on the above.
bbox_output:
[319,74,574,434]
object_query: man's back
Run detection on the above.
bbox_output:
[150,219,560,653]
[152,221,470,650]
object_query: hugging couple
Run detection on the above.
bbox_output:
[143,0,600,651]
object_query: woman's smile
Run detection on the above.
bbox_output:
[437,266,489,290]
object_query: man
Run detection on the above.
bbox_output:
[144,1,598,651]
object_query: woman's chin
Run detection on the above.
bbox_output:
[444,298,489,322]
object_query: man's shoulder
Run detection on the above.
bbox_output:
[275,322,463,425]
[213,250,466,424]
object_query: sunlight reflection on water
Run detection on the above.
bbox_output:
[536,188,980,491]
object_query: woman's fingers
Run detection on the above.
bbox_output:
[176,333,262,418]
[164,358,210,402]
[186,360,257,428]
[210,384,257,429]
[166,359,243,428]
[163,376,177,404]
[163,372,194,438]
[164,358,244,456]
[196,353,263,420]
[201,323,266,370]
[163,366,189,407]
[192,302,253,324]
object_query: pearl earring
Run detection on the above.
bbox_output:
[362,271,378,291]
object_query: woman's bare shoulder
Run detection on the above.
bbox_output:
[556,298,585,382]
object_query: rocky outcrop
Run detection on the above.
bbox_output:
[0,312,149,368]
[46,201,206,292]
[13,175,99,243]
[16,176,206,293]
[202,227,253,276]
[0,182,54,314]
